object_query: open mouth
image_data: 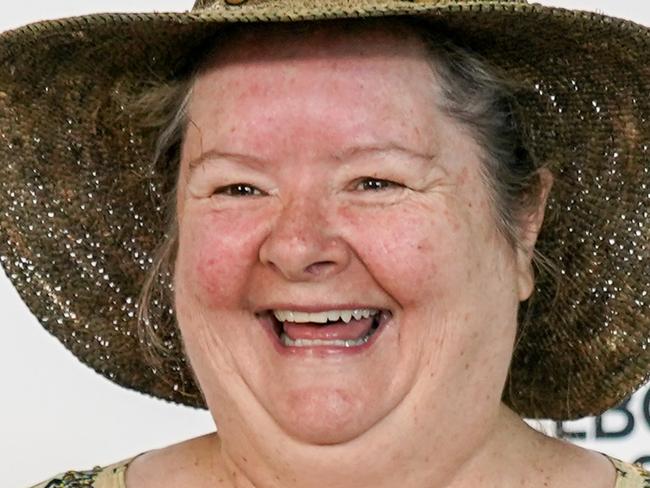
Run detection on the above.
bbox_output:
[264,308,392,349]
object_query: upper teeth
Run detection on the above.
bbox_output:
[273,309,378,324]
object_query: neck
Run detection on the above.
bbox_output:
[207,405,550,488]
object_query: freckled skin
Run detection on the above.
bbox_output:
[157,24,585,488]
[176,25,523,444]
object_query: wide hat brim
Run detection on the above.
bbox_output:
[1,0,650,420]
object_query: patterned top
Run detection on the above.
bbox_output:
[30,455,650,488]
[31,460,129,488]
[610,458,650,488]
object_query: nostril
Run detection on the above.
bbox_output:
[304,260,337,275]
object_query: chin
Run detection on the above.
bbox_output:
[271,385,382,445]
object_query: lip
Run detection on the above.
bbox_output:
[256,308,392,357]
[256,304,384,314]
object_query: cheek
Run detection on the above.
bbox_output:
[337,201,472,305]
[175,208,266,309]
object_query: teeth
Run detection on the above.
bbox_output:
[273,308,378,324]
[280,333,372,347]
[326,310,341,322]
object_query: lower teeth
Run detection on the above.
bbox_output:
[280,333,371,348]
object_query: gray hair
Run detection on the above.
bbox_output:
[420,30,545,248]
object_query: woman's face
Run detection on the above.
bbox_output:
[174,25,535,446]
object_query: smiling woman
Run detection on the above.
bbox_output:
[3,1,650,488]
[137,20,546,460]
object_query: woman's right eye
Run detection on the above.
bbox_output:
[214,184,263,197]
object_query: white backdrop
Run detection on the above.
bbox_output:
[2,1,650,487]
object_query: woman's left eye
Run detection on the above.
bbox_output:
[354,178,401,191]
[214,183,264,197]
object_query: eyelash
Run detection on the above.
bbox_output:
[212,178,401,197]
[354,177,401,191]
[214,184,264,197]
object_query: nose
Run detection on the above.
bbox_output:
[259,197,351,281]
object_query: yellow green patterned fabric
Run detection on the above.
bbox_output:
[30,458,130,488]
[610,457,650,488]
[30,454,650,487]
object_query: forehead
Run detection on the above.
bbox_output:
[189,19,437,112]
[184,21,447,158]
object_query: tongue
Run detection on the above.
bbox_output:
[283,317,374,341]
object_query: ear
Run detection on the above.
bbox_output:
[515,168,553,301]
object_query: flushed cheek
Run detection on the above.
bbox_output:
[338,202,475,305]
[176,209,266,308]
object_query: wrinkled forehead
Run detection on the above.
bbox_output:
[184,18,440,132]
[183,18,444,155]
[176,16,454,197]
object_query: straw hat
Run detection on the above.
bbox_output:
[1,0,649,420]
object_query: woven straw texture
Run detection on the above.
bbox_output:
[0,0,649,420]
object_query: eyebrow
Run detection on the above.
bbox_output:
[187,150,268,172]
[333,143,437,164]
[187,143,437,172]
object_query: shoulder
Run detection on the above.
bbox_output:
[29,458,132,488]
[610,457,650,488]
